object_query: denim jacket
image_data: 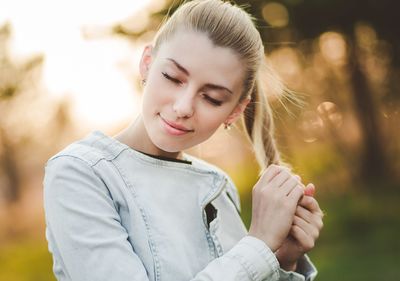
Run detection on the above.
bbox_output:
[43,130,318,281]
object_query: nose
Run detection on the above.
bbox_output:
[172,90,195,118]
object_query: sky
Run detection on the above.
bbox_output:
[0,0,152,128]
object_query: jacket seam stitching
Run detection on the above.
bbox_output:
[111,158,162,281]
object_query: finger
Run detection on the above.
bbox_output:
[290,225,315,252]
[260,164,285,184]
[295,205,324,231]
[288,185,304,203]
[293,215,319,240]
[293,174,301,182]
[281,177,301,196]
[295,205,313,224]
[255,165,282,192]
[292,174,306,190]
[298,195,322,214]
[269,169,292,188]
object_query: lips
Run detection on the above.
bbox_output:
[164,119,193,132]
[159,114,194,135]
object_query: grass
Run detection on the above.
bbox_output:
[310,187,400,281]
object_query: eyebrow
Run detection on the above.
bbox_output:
[166,58,233,95]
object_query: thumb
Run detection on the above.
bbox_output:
[304,183,315,197]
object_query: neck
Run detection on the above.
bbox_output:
[113,116,183,160]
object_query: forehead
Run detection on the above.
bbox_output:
[155,29,245,90]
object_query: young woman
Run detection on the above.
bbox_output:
[43,1,324,280]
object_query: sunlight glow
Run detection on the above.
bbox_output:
[0,0,151,128]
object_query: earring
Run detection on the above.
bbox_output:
[141,79,146,86]
[224,123,232,130]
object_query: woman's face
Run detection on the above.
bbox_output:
[140,29,249,153]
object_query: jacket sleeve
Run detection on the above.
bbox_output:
[43,156,289,281]
[277,254,318,281]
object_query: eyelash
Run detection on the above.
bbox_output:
[161,72,223,106]
[162,72,182,85]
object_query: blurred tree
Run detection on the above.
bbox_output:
[0,21,78,205]
[0,22,79,206]
[348,38,388,183]
[0,22,43,203]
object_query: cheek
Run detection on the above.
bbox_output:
[143,75,171,111]
[196,107,232,132]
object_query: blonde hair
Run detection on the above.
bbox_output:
[153,0,284,171]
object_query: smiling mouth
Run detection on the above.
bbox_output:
[159,114,194,135]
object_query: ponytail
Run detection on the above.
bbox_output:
[242,77,283,173]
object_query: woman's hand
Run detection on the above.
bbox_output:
[247,165,305,252]
[275,183,324,271]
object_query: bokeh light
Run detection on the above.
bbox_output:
[262,2,289,28]
[319,31,347,67]
[317,101,343,129]
[299,110,323,143]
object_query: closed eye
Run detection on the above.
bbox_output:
[203,94,222,106]
[162,72,223,106]
[162,72,182,85]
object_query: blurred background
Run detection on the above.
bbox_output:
[0,0,399,280]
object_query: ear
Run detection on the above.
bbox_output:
[139,45,154,80]
[225,96,251,125]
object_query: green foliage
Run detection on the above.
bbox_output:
[240,185,400,281]
[309,187,400,280]
[289,142,349,185]
[0,239,55,281]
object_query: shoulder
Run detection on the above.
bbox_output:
[45,130,126,168]
[43,132,119,205]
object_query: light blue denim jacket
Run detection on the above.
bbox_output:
[43,130,318,281]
